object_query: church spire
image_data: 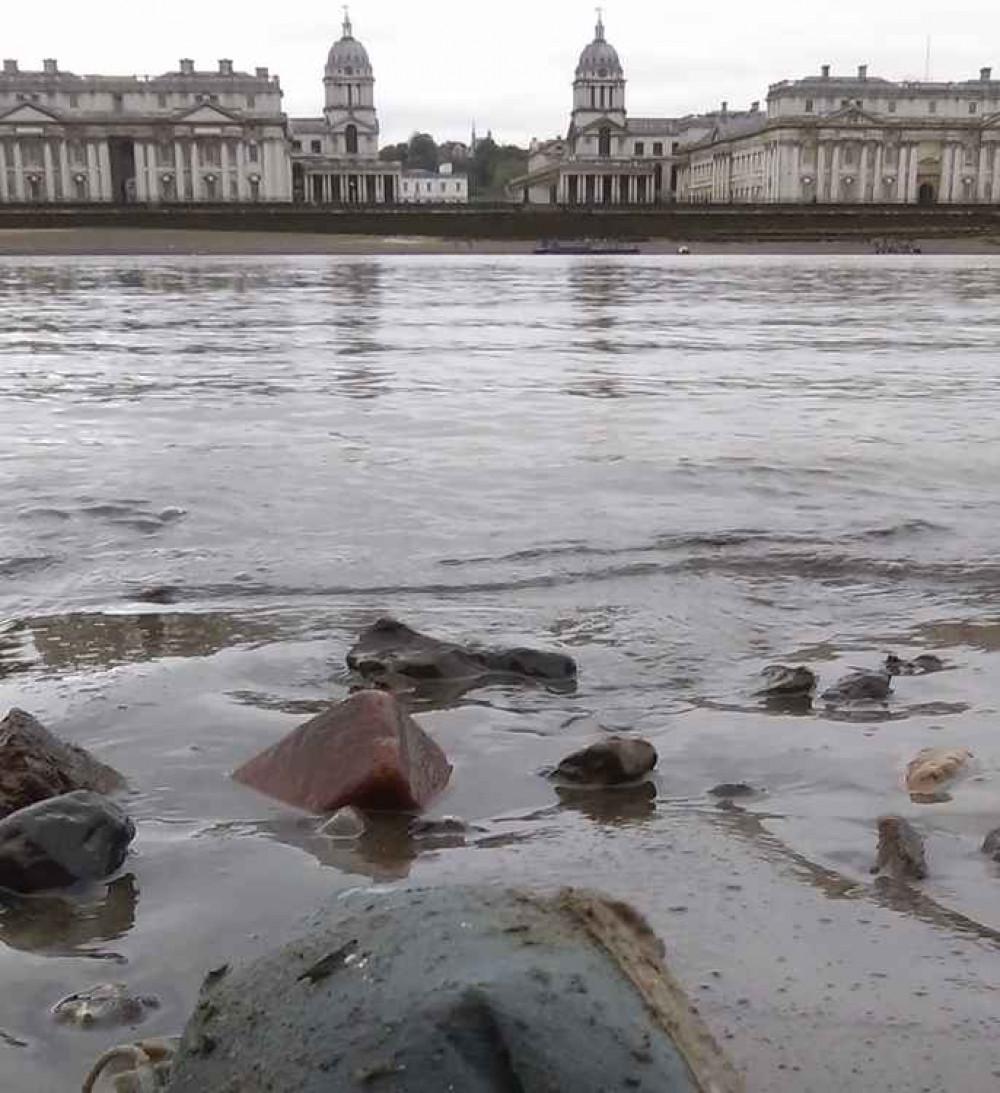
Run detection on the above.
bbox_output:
[342,4,353,38]
[595,6,605,41]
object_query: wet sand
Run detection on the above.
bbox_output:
[0,226,998,255]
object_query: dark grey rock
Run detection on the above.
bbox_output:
[708,783,757,799]
[885,653,946,677]
[165,886,742,1093]
[549,736,657,786]
[871,816,927,881]
[756,665,816,699]
[52,982,159,1028]
[0,708,125,821]
[346,617,577,697]
[0,791,135,893]
[821,670,892,704]
[982,828,1000,862]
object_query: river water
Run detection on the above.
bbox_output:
[2,254,1000,1091]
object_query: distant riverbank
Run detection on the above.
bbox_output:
[1,227,999,256]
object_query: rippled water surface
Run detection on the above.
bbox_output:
[3,254,1000,1091]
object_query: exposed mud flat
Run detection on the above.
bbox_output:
[3,255,1000,1090]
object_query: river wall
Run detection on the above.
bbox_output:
[1,203,1000,242]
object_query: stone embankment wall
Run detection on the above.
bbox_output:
[1,204,1000,241]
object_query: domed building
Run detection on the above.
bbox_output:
[288,12,400,204]
[510,14,747,205]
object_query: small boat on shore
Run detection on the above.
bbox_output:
[534,239,641,255]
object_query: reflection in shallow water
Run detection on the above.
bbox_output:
[0,874,137,959]
[555,781,658,827]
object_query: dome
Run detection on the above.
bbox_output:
[326,13,372,76]
[575,16,623,79]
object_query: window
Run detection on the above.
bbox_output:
[248,143,260,163]
[652,141,663,156]
[805,98,814,113]
[888,100,897,113]
[247,94,256,109]
[672,141,679,153]
[590,87,596,109]
[158,93,168,108]
[455,182,461,191]
[69,93,79,108]
[598,127,611,157]
[440,181,446,191]
[634,141,644,156]
[969,102,978,114]
[841,99,850,107]
[345,125,358,154]
[291,140,302,152]
[158,142,173,167]
[929,100,937,114]
[113,93,124,113]
[311,139,322,154]
[347,85,353,107]
[855,99,863,107]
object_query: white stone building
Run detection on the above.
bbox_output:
[510,15,751,205]
[399,164,468,204]
[0,56,290,203]
[288,14,400,204]
[679,64,1000,204]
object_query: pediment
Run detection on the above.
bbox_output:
[176,103,240,125]
[821,105,883,128]
[0,103,61,124]
[576,115,630,136]
[982,111,1000,129]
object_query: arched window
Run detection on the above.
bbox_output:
[598,127,611,157]
[345,124,358,155]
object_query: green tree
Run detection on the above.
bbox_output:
[407,132,439,172]
[379,142,409,164]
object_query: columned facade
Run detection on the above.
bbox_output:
[0,57,291,203]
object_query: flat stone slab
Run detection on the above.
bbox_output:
[0,708,124,821]
[0,790,135,893]
[165,886,743,1093]
[232,690,452,813]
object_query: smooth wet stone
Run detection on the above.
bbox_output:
[346,616,577,692]
[165,886,743,1093]
[318,806,366,840]
[708,783,757,799]
[0,709,125,821]
[885,653,946,677]
[52,982,159,1029]
[232,690,452,814]
[0,791,135,893]
[905,746,973,795]
[981,828,1000,861]
[550,736,657,786]
[756,665,817,698]
[820,670,892,704]
[871,816,927,880]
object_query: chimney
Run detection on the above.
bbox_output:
[179,58,195,75]
[858,63,868,80]
[751,100,760,113]
[981,66,993,82]
[43,58,58,75]
[821,64,831,78]
[721,100,728,115]
[255,66,269,79]
[218,58,233,76]
[3,59,18,75]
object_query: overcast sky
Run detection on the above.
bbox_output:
[5,1,999,145]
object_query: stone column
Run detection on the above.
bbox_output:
[191,141,202,200]
[941,144,953,202]
[951,146,963,204]
[0,141,8,201]
[817,142,828,202]
[906,145,919,203]
[85,142,98,200]
[58,141,70,200]
[13,141,25,200]
[42,141,55,201]
[236,143,248,200]
[858,142,869,202]
[174,141,185,200]
[98,141,112,202]
[873,144,884,202]
[992,145,1000,203]
[134,142,147,202]
[220,140,230,203]
[831,143,843,202]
